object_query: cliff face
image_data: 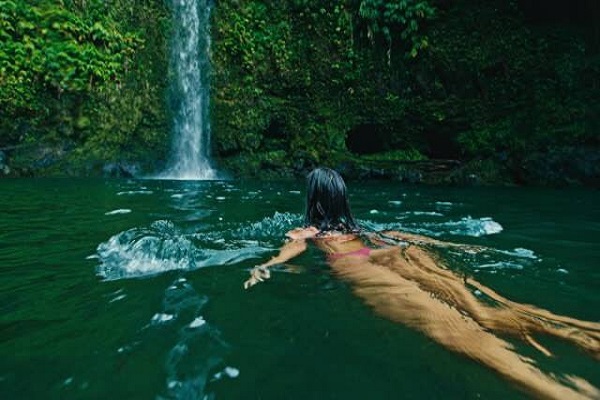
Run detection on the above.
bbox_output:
[0,0,172,176]
[209,0,599,185]
[1,1,598,186]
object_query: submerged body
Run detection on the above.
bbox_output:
[246,228,600,400]
[244,168,600,399]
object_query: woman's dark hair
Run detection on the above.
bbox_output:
[304,167,359,232]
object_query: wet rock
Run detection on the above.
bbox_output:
[0,150,9,175]
[519,146,600,186]
[102,161,141,178]
[399,168,424,184]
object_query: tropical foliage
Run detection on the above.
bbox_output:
[211,0,599,179]
[211,0,437,171]
[1,0,598,183]
[0,0,171,169]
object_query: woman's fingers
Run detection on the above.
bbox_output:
[257,266,270,279]
[243,266,271,289]
[244,276,259,289]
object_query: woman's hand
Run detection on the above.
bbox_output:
[244,234,309,290]
[243,265,271,289]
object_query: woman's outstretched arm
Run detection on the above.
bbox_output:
[378,230,485,252]
[244,236,310,289]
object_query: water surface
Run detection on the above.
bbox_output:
[1,179,598,399]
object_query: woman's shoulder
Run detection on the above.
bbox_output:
[286,226,361,242]
[285,226,319,240]
[316,231,358,242]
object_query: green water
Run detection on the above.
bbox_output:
[1,179,598,399]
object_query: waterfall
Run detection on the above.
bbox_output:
[159,0,217,180]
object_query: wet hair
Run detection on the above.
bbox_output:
[304,167,359,233]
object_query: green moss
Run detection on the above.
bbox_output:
[1,0,598,184]
[359,149,427,162]
[210,0,598,185]
[0,0,171,173]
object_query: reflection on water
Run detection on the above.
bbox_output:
[0,179,598,399]
[157,277,230,400]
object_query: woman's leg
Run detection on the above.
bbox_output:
[373,244,600,359]
[329,252,599,400]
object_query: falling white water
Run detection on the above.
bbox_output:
[159,0,217,180]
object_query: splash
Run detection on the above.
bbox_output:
[95,220,197,280]
[93,213,299,280]
[105,209,132,216]
[360,216,503,237]
[229,212,303,240]
[440,216,503,236]
[95,220,267,280]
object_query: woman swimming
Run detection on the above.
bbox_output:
[244,167,600,400]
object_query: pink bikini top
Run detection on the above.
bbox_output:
[327,246,372,261]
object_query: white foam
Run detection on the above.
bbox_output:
[95,211,305,280]
[411,211,443,216]
[117,190,153,196]
[362,215,503,238]
[478,218,503,235]
[189,316,206,328]
[109,294,127,303]
[171,194,184,199]
[397,217,503,237]
[477,262,523,270]
[117,346,129,353]
[231,211,302,240]
[105,209,132,216]
[95,221,196,279]
[289,190,301,194]
[443,217,503,237]
[498,248,538,259]
[556,268,569,274]
[216,196,226,200]
[151,313,175,324]
[388,200,403,206]
[369,209,379,214]
[95,220,270,280]
[224,367,240,378]
[213,367,240,381]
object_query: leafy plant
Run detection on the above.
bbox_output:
[0,0,171,167]
[358,0,435,60]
